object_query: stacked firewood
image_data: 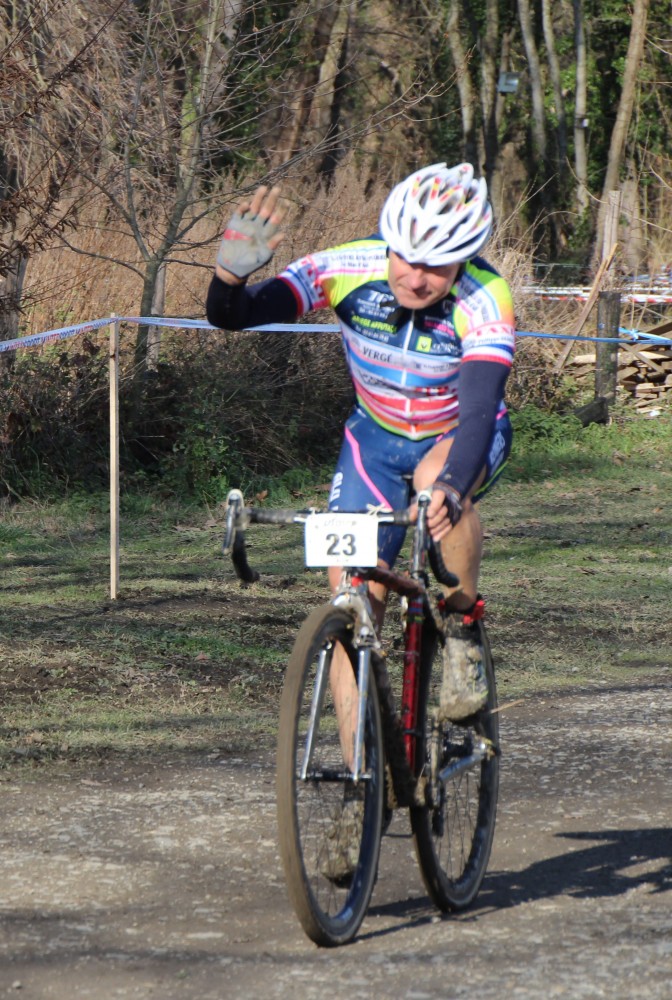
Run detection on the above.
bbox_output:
[566,344,672,411]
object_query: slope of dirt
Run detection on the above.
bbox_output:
[0,681,670,999]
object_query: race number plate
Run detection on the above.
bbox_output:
[304,513,379,568]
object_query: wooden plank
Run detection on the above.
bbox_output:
[626,349,671,362]
[618,345,668,374]
[553,242,618,373]
[569,352,597,365]
[643,318,672,338]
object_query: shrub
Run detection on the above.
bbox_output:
[0,338,109,497]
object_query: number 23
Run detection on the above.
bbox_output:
[326,532,356,557]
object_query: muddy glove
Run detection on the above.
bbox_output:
[216,185,284,280]
[431,481,463,527]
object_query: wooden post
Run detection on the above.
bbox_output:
[595,290,621,403]
[594,192,622,411]
[553,242,618,373]
[109,315,120,600]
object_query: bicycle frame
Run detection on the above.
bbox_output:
[400,590,424,772]
[298,494,436,788]
[223,488,471,797]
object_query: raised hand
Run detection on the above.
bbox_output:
[216,185,286,283]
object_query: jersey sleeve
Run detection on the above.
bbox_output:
[436,260,515,499]
[436,360,510,500]
[206,274,302,330]
[278,239,388,312]
[454,262,516,368]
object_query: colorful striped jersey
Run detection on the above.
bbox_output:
[277,237,515,440]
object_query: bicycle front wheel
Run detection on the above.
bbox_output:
[276,605,384,947]
[410,620,499,911]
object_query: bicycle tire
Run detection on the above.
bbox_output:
[410,619,499,911]
[276,605,384,947]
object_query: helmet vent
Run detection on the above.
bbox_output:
[380,163,493,266]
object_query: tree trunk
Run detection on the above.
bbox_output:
[593,0,650,263]
[316,4,352,181]
[0,253,27,372]
[573,0,590,215]
[135,259,163,371]
[541,0,567,180]
[146,262,167,372]
[447,0,479,166]
[479,0,499,183]
[490,27,516,214]
[271,0,342,166]
[517,0,557,256]
[127,0,224,372]
[517,0,547,168]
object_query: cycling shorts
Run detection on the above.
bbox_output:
[327,407,512,567]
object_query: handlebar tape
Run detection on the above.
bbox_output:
[231,531,260,584]
[428,539,460,589]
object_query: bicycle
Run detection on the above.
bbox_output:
[223,487,500,947]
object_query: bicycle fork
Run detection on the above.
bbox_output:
[301,596,378,785]
[351,645,374,781]
[299,641,332,782]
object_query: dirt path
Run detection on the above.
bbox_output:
[1,681,670,999]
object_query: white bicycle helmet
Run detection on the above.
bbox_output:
[379,162,493,265]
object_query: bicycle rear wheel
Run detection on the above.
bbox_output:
[276,605,384,947]
[410,620,499,911]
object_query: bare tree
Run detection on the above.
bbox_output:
[517,0,547,173]
[445,0,479,167]
[478,0,500,184]
[47,0,296,369]
[517,0,561,255]
[0,0,123,366]
[432,0,513,183]
[593,0,650,262]
[270,0,343,166]
[46,0,432,372]
[573,0,590,216]
[541,0,567,181]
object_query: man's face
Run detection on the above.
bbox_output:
[387,251,460,309]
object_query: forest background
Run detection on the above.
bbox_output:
[0,0,670,502]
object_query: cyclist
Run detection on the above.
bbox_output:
[207,163,515,724]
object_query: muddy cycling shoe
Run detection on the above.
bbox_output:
[439,617,488,721]
[321,784,364,885]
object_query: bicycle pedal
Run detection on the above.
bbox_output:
[481,736,500,758]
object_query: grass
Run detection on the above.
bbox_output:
[0,406,671,769]
[487,405,672,698]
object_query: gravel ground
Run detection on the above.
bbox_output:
[0,682,670,999]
